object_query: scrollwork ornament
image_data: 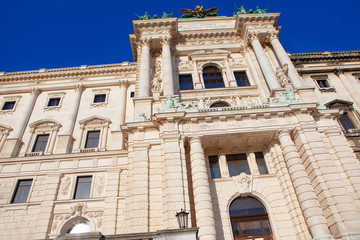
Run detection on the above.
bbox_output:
[334,67,344,76]
[74,84,85,93]
[160,36,171,45]
[140,38,151,47]
[265,30,279,43]
[30,87,41,96]
[59,176,71,195]
[247,32,259,43]
[119,80,130,88]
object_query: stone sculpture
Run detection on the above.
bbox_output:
[180,5,218,18]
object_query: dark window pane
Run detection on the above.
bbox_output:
[48,98,60,106]
[255,152,268,174]
[209,156,221,179]
[12,179,33,203]
[203,66,224,89]
[316,79,330,88]
[85,131,100,149]
[32,134,49,152]
[94,94,106,103]
[230,197,266,216]
[234,71,250,87]
[339,113,355,131]
[130,92,135,98]
[227,154,250,177]
[210,102,230,108]
[74,176,92,199]
[2,101,16,110]
[179,74,193,90]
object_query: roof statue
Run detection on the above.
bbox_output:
[135,12,151,20]
[180,5,218,18]
[136,10,175,20]
[233,2,247,15]
[162,10,175,18]
[233,2,268,15]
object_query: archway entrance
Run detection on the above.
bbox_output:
[229,197,273,240]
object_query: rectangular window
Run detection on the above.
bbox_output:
[316,79,330,88]
[339,113,355,131]
[234,72,250,87]
[94,94,106,103]
[226,153,250,177]
[179,74,194,90]
[130,92,135,98]
[47,97,61,107]
[85,130,100,149]
[255,152,268,175]
[1,101,16,110]
[32,134,49,152]
[209,155,221,179]
[74,176,92,199]
[11,179,33,203]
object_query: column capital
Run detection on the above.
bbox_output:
[334,67,344,76]
[265,30,279,43]
[189,135,203,144]
[30,87,41,96]
[119,80,130,88]
[74,84,85,93]
[247,32,259,44]
[140,38,151,47]
[160,36,172,45]
[276,129,292,138]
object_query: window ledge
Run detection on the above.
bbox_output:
[0,201,41,210]
[80,148,98,153]
[319,87,336,92]
[25,151,44,157]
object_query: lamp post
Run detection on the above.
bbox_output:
[176,209,189,229]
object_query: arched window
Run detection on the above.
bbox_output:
[230,197,273,240]
[210,101,230,108]
[203,66,224,88]
[67,222,92,234]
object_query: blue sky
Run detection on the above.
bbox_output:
[0,0,359,72]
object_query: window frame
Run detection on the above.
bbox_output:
[78,116,111,152]
[208,155,221,179]
[84,130,100,149]
[0,95,21,114]
[31,134,50,153]
[226,153,251,177]
[254,152,269,175]
[234,71,250,87]
[312,75,335,92]
[91,88,110,108]
[179,74,194,91]
[44,92,65,111]
[11,179,33,204]
[203,66,225,89]
[339,112,356,132]
[73,176,93,200]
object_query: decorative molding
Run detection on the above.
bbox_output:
[59,176,71,195]
[91,88,110,108]
[233,172,253,194]
[0,95,22,115]
[51,203,103,233]
[43,92,65,112]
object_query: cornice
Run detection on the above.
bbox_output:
[290,50,360,64]
[0,63,137,83]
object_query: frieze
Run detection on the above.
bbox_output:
[51,203,103,233]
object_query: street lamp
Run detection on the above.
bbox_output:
[176,208,189,229]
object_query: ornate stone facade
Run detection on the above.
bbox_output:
[0,11,360,240]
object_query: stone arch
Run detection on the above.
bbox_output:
[59,216,96,236]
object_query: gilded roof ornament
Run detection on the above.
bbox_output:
[180,5,218,18]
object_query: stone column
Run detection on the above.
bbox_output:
[249,33,281,91]
[111,80,129,150]
[224,59,237,87]
[278,130,334,240]
[335,68,360,109]
[161,37,175,96]
[162,133,186,229]
[139,38,151,97]
[0,87,41,157]
[102,169,122,235]
[192,60,202,89]
[128,143,149,232]
[55,84,84,154]
[35,173,61,239]
[268,32,304,88]
[189,136,216,240]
